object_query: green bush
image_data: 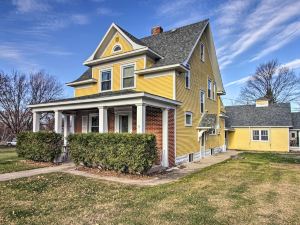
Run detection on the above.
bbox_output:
[16,132,63,162]
[68,133,157,174]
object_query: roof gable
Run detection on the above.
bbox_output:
[85,23,146,63]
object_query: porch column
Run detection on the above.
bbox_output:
[136,103,146,133]
[98,106,108,133]
[32,111,40,132]
[70,115,75,134]
[63,115,68,145]
[54,110,63,134]
[162,108,169,167]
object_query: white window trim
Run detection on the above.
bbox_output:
[99,68,113,92]
[185,70,191,89]
[120,63,136,90]
[112,44,122,53]
[200,42,205,62]
[88,113,99,132]
[200,90,205,114]
[184,111,193,127]
[207,79,212,99]
[213,82,216,100]
[252,129,269,142]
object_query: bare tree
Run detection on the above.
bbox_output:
[0,70,63,136]
[239,60,300,104]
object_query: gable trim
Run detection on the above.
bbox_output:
[85,23,146,63]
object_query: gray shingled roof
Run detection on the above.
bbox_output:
[225,103,293,127]
[70,19,208,83]
[292,112,300,129]
[140,19,208,68]
[199,114,217,128]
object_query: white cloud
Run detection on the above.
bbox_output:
[71,14,90,25]
[97,7,120,16]
[218,0,300,68]
[283,59,300,70]
[225,58,300,87]
[12,0,50,13]
[158,0,196,16]
[250,21,300,61]
[0,44,23,61]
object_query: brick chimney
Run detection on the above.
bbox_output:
[151,26,163,35]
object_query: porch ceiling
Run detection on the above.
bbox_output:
[28,90,181,112]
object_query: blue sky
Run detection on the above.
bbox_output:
[1,0,300,107]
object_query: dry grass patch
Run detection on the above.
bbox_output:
[0,152,299,225]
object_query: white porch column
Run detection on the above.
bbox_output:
[136,103,146,133]
[70,115,75,134]
[98,106,108,133]
[32,111,40,132]
[162,108,169,167]
[63,115,68,145]
[54,110,63,134]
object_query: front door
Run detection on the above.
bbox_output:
[201,133,206,158]
[119,115,129,133]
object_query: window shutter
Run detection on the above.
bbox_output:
[82,116,88,133]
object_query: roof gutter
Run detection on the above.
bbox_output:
[66,78,97,87]
[135,64,188,75]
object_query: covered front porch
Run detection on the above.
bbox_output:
[29,91,180,167]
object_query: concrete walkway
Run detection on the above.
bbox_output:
[65,150,239,186]
[0,163,75,182]
[0,150,239,185]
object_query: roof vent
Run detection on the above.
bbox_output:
[151,26,163,35]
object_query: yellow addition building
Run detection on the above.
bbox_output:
[225,98,300,152]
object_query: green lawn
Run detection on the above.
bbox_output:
[0,148,44,174]
[0,152,299,225]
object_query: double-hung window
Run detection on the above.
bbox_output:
[200,90,205,113]
[208,79,212,99]
[200,43,205,62]
[122,64,135,89]
[101,69,111,91]
[252,130,269,141]
[185,64,191,89]
[89,114,99,132]
[185,112,192,126]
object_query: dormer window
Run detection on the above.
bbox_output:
[113,44,122,53]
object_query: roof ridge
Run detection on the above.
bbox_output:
[140,18,209,40]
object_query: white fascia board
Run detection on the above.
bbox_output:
[85,23,146,62]
[135,64,188,75]
[66,79,97,87]
[28,92,181,110]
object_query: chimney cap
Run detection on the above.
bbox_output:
[151,26,163,35]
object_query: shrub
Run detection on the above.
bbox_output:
[68,133,157,174]
[17,132,63,162]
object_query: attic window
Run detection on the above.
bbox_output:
[113,44,122,52]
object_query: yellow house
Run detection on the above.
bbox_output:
[225,98,300,152]
[28,19,226,166]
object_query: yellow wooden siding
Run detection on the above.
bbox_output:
[136,73,174,99]
[228,128,289,152]
[176,30,224,156]
[101,32,133,58]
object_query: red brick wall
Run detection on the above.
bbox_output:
[146,106,163,164]
[168,109,175,166]
[107,108,115,132]
[74,111,83,133]
[132,106,137,133]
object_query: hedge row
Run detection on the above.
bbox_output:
[67,133,157,174]
[16,132,63,162]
